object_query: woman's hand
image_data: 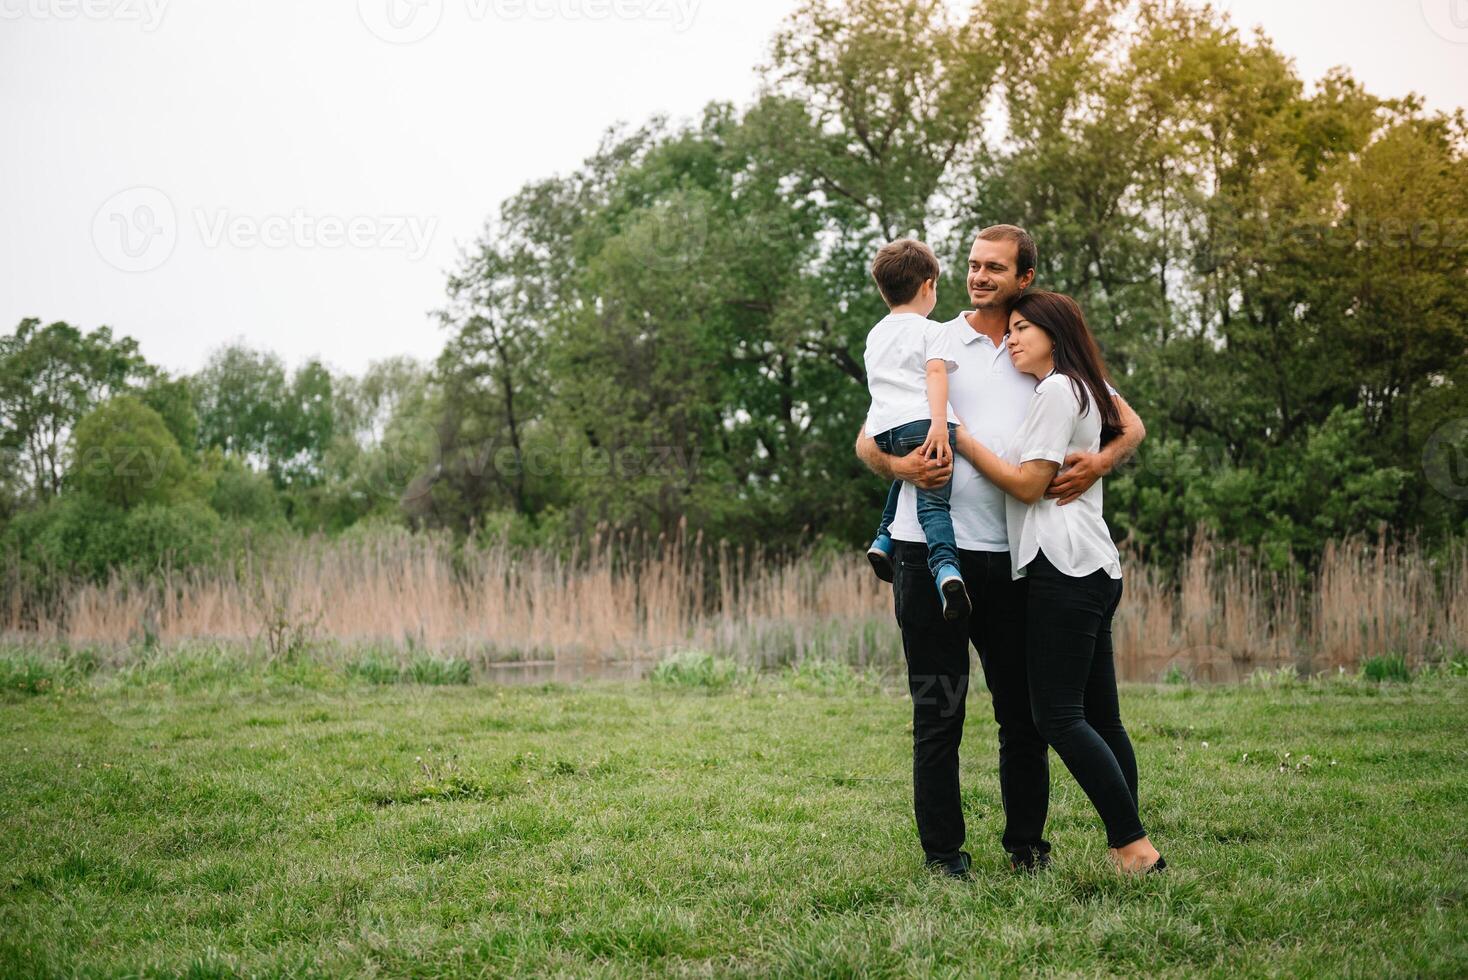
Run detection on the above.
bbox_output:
[952,424,975,462]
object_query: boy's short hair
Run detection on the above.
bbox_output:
[871,238,940,307]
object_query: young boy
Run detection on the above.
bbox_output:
[862,238,971,621]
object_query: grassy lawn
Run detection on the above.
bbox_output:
[1,653,1465,977]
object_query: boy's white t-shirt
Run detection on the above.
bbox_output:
[1004,372,1123,582]
[863,312,960,435]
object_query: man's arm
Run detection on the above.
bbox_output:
[855,424,952,490]
[1045,393,1147,505]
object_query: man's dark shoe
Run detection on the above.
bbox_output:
[926,851,974,880]
[1009,847,1053,874]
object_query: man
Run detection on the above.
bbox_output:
[855,225,1146,877]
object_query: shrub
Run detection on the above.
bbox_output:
[123,501,224,573]
[0,653,68,696]
[786,658,882,695]
[3,494,225,583]
[1246,665,1300,688]
[406,655,472,686]
[1427,656,1468,678]
[69,395,195,509]
[1361,654,1411,683]
[346,651,472,686]
[649,650,738,690]
[206,452,283,524]
[346,652,406,685]
[4,494,132,581]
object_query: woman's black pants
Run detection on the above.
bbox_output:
[1025,550,1146,848]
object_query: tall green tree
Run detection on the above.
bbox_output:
[193,343,335,487]
[0,319,151,499]
[68,395,195,510]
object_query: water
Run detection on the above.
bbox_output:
[480,659,656,685]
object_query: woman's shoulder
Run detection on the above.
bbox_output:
[1034,372,1083,408]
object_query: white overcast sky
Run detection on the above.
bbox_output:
[2,0,1464,377]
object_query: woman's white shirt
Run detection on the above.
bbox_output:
[1004,372,1123,582]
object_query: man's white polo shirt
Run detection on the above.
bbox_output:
[887,311,1038,552]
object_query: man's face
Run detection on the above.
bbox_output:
[967,236,1034,312]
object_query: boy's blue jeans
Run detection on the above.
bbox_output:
[873,419,959,579]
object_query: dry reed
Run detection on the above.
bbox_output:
[4,528,1463,681]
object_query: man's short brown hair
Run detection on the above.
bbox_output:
[976,224,1037,279]
[871,238,941,307]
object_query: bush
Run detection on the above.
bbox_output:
[1246,665,1301,688]
[122,501,224,572]
[1361,654,1411,683]
[405,655,472,686]
[346,651,472,686]
[649,650,739,690]
[3,494,226,583]
[69,395,196,509]
[206,452,283,524]
[785,658,881,695]
[0,653,70,696]
[346,652,405,685]
[1432,656,1468,678]
[4,494,132,581]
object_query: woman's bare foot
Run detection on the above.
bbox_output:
[1109,837,1162,873]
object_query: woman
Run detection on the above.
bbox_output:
[953,290,1165,874]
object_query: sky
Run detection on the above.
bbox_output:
[2,0,1464,377]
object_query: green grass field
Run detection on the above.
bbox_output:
[1,651,1465,977]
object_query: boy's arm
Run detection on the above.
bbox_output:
[1045,393,1147,505]
[918,360,952,463]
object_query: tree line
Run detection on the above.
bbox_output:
[3,0,1465,592]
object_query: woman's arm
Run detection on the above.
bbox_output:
[953,427,1059,505]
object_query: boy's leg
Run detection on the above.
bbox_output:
[867,479,903,582]
[913,423,965,619]
[878,420,959,577]
[875,479,902,541]
[866,428,903,581]
[914,477,957,578]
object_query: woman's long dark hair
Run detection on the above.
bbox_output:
[1011,291,1123,445]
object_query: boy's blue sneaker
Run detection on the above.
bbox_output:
[867,534,895,583]
[937,564,970,621]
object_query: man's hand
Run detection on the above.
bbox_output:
[895,444,952,490]
[1045,451,1109,505]
[856,425,952,489]
[1044,394,1147,505]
